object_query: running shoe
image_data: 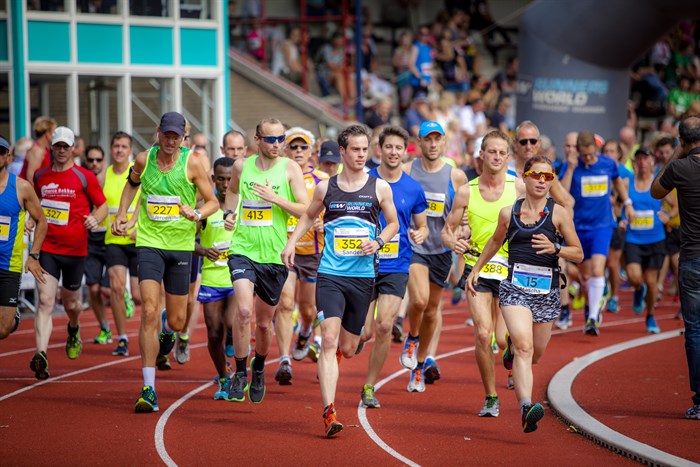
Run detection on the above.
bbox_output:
[274,361,292,385]
[478,394,500,417]
[226,371,248,402]
[291,308,299,334]
[66,325,82,360]
[555,308,571,330]
[407,367,425,393]
[646,315,660,334]
[361,384,381,408]
[292,334,311,361]
[323,403,343,438]
[451,286,463,305]
[158,309,176,355]
[11,309,20,334]
[685,405,700,420]
[633,284,647,314]
[248,358,266,404]
[29,351,49,380]
[423,357,441,384]
[400,336,419,370]
[391,321,404,343]
[214,377,231,400]
[135,385,159,413]
[156,353,172,371]
[225,329,234,358]
[93,328,113,344]
[572,294,586,311]
[124,289,135,319]
[607,296,619,313]
[112,338,129,357]
[507,371,514,390]
[584,318,600,336]
[174,334,190,364]
[502,333,514,370]
[491,333,498,353]
[308,342,320,362]
[522,402,545,433]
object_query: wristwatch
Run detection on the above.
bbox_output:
[375,237,385,249]
[553,242,562,256]
[29,252,40,261]
[224,209,235,219]
[194,209,202,222]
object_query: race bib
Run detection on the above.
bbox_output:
[511,263,552,295]
[425,192,446,217]
[0,216,10,241]
[334,227,369,257]
[479,254,508,281]
[580,175,608,198]
[287,216,298,233]
[147,195,180,221]
[213,241,231,267]
[41,199,70,226]
[241,199,273,226]
[378,233,400,260]
[630,210,654,231]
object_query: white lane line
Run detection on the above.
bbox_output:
[0,378,214,383]
[547,330,696,467]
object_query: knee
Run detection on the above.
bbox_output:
[278,294,295,314]
[236,304,253,324]
[321,333,338,352]
[375,319,392,339]
[340,343,355,359]
[167,314,186,332]
[475,327,493,347]
[141,308,160,331]
[514,339,534,359]
[411,295,429,313]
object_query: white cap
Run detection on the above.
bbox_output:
[52,126,75,146]
[473,136,484,159]
[285,127,315,146]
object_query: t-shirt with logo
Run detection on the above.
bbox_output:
[34,165,106,256]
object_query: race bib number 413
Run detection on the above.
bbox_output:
[334,227,369,256]
[241,199,273,226]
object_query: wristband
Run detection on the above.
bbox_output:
[554,242,562,256]
[224,209,234,218]
[623,198,633,207]
[375,237,385,249]
[194,209,202,222]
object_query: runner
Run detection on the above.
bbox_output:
[194,157,236,399]
[400,121,466,393]
[359,125,428,408]
[223,117,309,404]
[0,136,48,340]
[31,127,108,379]
[281,124,398,437]
[112,111,218,412]
[466,155,583,432]
[442,130,519,416]
[20,116,57,185]
[274,127,328,385]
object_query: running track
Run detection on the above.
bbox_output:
[0,289,696,466]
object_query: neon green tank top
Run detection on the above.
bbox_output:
[465,175,517,281]
[136,146,196,251]
[200,209,235,288]
[230,155,294,264]
[105,163,139,245]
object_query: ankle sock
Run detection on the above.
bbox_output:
[252,352,266,371]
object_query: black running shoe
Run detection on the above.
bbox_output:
[248,357,266,404]
[522,403,545,433]
[226,371,248,402]
[30,351,49,380]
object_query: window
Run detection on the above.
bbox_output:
[78,76,119,152]
[77,0,119,14]
[180,0,212,20]
[27,0,66,11]
[131,77,172,152]
[129,0,169,17]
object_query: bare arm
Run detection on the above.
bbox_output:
[368,179,399,254]
[551,205,584,263]
[18,179,48,282]
[409,211,429,245]
[651,145,684,199]
[441,184,470,253]
[182,153,218,221]
[612,176,634,221]
[550,179,575,213]
[281,181,328,268]
[223,158,244,230]
[466,207,509,295]
[112,151,146,236]
[24,146,45,186]
[248,161,309,219]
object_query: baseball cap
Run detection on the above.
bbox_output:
[0,136,9,152]
[419,121,445,138]
[634,146,653,157]
[319,141,341,164]
[52,126,75,146]
[285,127,315,146]
[159,111,186,136]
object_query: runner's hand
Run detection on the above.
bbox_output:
[532,233,555,255]
[361,239,380,255]
[224,211,237,231]
[312,216,324,233]
[409,228,424,245]
[252,179,277,203]
[206,247,220,263]
[453,237,471,256]
[178,202,197,222]
[112,214,129,236]
[466,269,479,297]
[83,215,98,231]
[25,257,47,284]
[24,218,35,235]
[281,244,295,269]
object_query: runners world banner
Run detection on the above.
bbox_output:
[516,0,700,153]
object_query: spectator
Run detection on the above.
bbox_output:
[365,96,394,129]
[489,95,512,134]
[408,26,435,99]
[316,32,355,104]
[246,18,264,62]
[405,95,434,138]
[435,32,470,99]
[457,90,487,140]
[392,30,415,113]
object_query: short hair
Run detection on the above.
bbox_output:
[255,118,284,136]
[378,126,409,148]
[222,130,246,147]
[337,124,371,149]
[602,139,622,157]
[85,145,105,157]
[111,131,133,147]
[576,131,596,149]
[679,116,700,145]
[33,116,57,138]
[481,130,512,152]
[523,155,554,173]
[515,120,539,138]
[654,136,675,150]
[213,156,235,171]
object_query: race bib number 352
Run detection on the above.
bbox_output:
[334,227,369,256]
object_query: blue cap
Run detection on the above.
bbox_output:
[159,112,186,136]
[419,121,445,138]
[0,136,9,151]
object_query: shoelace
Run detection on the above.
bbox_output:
[406,340,417,356]
[485,397,497,408]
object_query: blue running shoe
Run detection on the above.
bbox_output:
[214,377,231,400]
[112,338,129,356]
[135,385,159,413]
[633,284,647,314]
[159,309,176,355]
[646,315,660,334]
[400,336,419,370]
[607,296,619,313]
[502,333,514,370]
[225,329,234,358]
[522,402,545,433]
[423,357,441,384]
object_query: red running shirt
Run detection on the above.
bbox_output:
[34,165,106,256]
[19,143,51,180]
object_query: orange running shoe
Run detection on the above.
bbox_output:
[323,403,343,438]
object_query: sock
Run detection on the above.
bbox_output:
[519,397,532,412]
[118,334,128,341]
[280,355,291,365]
[100,322,110,331]
[253,352,267,371]
[299,323,312,338]
[560,304,569,315]
[143,367,156,389]
[396,316,404,326]
[587,276,606,322]
[314,335,322,346]
[416,361,424,371]
[67,323,79,335]
[408,333,418,341]
[234,356,247,373]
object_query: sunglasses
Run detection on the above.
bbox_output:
[519,138,539,146]
[524,170,556,182]
[86,157,103,163]
[258,135,286,144]
[289,144,310,151]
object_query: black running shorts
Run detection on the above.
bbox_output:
[316,273,374,336]
[228,254,287,306]
[40,252,86,291]
[137,247,191,296]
